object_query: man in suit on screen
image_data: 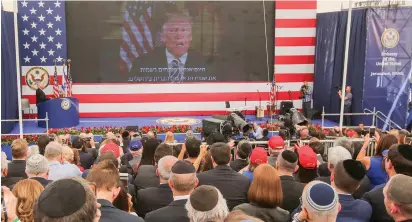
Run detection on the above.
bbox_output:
[129,14,209,83]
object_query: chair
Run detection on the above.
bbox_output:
[21,98,33,119]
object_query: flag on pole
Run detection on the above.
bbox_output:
[61,60,67,96]
[270,72,276,106]
[67,60,72,97]
[53,62,59,98]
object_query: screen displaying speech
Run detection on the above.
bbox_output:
[66,1,274,83]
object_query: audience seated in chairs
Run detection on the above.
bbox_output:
[12,179,44,222]
[72,136,95,170]
[25,154,50,188]
[45,142,82,181]
[7,139,28,178]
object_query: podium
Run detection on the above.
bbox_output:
[38,98,80,128]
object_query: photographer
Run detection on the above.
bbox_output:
[300,81,312,118]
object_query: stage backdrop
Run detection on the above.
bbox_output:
[19,0,317,117]
[363,8,412,129]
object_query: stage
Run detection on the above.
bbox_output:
[9,115,339,135]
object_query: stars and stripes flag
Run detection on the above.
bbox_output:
[270,73,276,106]
[53,62,59,98]
[67,60,72,97]
[120,1,154,75]
[61,60,67,96]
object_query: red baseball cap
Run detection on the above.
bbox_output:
[250,147,268,164]
[100,143,120,158]
[298,146,317,169]
[268,136,285,151]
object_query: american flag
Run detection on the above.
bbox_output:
[270,73,276,106]
[120,1,154,75]
[53,63,58,98]
[67,61,72,97]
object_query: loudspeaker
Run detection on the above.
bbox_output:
[225,101,230,108]
[280,101,294,115]
[125,125,139,132]
[202,118,225,138]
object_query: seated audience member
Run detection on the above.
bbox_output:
[34,178,101,222]
[258,129,270,142]
[12,179,44,222]
[86,160,144,222]
[363,144,412,222]
[383,174,412,222]
[37,135,50,156]
[224,210,264,222]
[331,160,372,222]
[120,138,143,173]
[186,185,229,222]
[235,164,289,222]
[61,145,84,172]
[135,156,178,218]
[298,128,310,140]
[296,146,318,184]
[292,181,340,222]
[100,142,123,162]
[72,136,94,170]
[25,154,50,187]
[197,142,250,210]
[27,145,40,157]
[357,134,398,188]
[45,142,82,180]
[145,160,198,222]
[240,147,267,181]
[1,152,22,189]
[184,137,202,164]
[137,138,160,167]
[121,130,131,154]
[165,131,176,143]
[230,140,252,172]
[276,150,304,213]
[186,130,195,140]
[82,152,119,179]
[334,137,354,156]
[267,136,285,167]
[206,132,226,145]
[7,139,28,178]
[133,141,173,191]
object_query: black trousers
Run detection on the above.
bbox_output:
[344,105,352,126]
[302,101,311,118]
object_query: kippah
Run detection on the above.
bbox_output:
[398,144,412,161]
[190,185,218,212]
[172,160,195,174]
[307,183,338,211]
[281,150,298,163]
[37,179,86,218]
[26,154,48,174]
[342,159,366,181]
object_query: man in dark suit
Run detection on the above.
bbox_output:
[275,150,304,213]
[331,159,372,222]
[145,160,198,222]
[7,139,28,178]
[230,140,251,172]
[135,156,177,218]
[363,144,412,222]
[35,80,49,105]
[197,142,250,210]
[129,14,210,83]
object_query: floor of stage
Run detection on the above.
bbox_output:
[7,115,339,135]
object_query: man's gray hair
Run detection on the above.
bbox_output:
[386,174,412,217]
[186,187,229,222]
[26,154,49,175]
[302,181,339,222]
[157,155,178,180]
[44,142,63,160]
[162,13,193,32]
[28,145,40,157]
[328,146,352,169]
[333,137,353,156]
[1,152,9,171]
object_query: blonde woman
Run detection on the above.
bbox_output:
[165,131,176,143]
[12,179,44,222]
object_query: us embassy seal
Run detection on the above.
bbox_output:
[25,67,50,90]
[156,117,201,126]
[61,99,71,110]
[381,28,399,48]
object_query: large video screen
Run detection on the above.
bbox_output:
[66,1,274,83]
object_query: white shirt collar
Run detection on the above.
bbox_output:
[166,48,188,66]
[173,195,190,201]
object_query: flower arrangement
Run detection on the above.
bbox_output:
[1,135,37,145]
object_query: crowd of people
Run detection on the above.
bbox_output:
[1,127,412,222]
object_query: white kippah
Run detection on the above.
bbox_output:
[26,154,49,175]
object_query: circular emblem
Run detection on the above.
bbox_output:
[156,117,201,126]
[381,28,399,48]
[25,67,50,90]
[61,99,71,110]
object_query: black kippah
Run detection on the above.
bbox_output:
[190,185,218,212]
[343,159,366,181]
[282,150,298,163]
[37,179,86,218]
[172,160,195,174]
[398,144,412,161]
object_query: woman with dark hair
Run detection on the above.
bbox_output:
[357,134,398,188]
[139,138,160,166]
[234,164,289,222]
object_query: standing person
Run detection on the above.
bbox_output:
[301,81,312,118]
[338,86,353,126]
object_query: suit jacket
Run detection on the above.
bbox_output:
[128,47,210,83]
[144,199,189,222]
[362,184,394,222]
[1,176,23,189]
[316,176,371,200]
[36,88,48,105]
[30,177,51,188]
[7,160,27,178]
[97,199,144,222]
[234,203,289,222]
[280,175,305,213]
[197,165,250,210]
[337,194,372,222]
[135,183,173,218]
[230,159,249,172]
[79,151,94,170]
[133,165,159,191]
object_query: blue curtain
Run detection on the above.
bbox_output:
[313,9,367,125]
[1,10,18,133]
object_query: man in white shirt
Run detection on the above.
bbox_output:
[44,142,82,181]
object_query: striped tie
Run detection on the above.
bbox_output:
[169,59,183,83]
